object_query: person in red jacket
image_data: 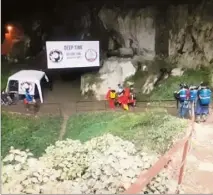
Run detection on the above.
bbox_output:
[119,93,129,110]
[105,87,116,109]
[124,87,130,98]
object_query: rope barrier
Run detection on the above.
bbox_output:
[123,103,196,194]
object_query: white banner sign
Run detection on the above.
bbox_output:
[46,41,100,69]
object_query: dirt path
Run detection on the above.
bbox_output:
[58,115,69,140]
[181,115,213,193]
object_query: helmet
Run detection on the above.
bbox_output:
[179,83,184,88]
[184,84,189,89]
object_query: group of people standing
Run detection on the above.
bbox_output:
[174,82,212,122]
[105,84,136,110]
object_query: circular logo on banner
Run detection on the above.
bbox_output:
[20,82,33,92]
[85,49,97,62]
[49,50,63,63]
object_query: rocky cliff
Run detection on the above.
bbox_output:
[79,1,213,99]
[5,0,212,99]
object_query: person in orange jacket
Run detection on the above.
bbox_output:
[105,87,116,109]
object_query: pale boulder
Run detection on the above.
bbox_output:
[81,57,136,100]
[142,74,160,94]
[171,68,184,76]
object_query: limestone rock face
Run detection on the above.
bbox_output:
[80,2,213,98]
[98,7,156,59]
[171,68,184,77]
[95,3,213,68]
[81,57,136,100]
[168,2,213,68]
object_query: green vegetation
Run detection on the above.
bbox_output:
[1,113,62,157]
[150,69,211,100]
[125,67,212,101]
[1,70,13,90]
[64,110,187,154]
[1,63,17,90]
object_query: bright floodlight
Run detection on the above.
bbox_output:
[7,25,13,31]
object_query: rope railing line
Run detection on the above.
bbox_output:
[123,128,191,194]
[76,99,177,103]
[123,103,195,194]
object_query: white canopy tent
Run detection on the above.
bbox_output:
[5,70,49,103]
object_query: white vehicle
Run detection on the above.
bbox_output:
[5,70,50,103]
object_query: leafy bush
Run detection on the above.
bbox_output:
[2,134,176,194]
[64,110,187,154]
[1,113,62,157]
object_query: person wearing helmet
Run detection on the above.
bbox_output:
[117,84,124,96]
[189,85,198,118]
[196,82,212,122]
[176,83,190,118]
[129,85,136,107]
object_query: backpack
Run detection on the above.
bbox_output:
[190,89,198,101]
[110,91,116,99]
[199,88,211,105]
[179,88,187,101]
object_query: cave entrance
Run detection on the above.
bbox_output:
[43,67,100,104]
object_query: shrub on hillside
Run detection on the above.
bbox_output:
[2,134,177,194]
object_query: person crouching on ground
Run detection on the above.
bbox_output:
[105,87,116,109]
[196,82,212,122]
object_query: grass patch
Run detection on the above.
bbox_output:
[64,110,187,154]
[1,113,62,158]
[150,69,211,101]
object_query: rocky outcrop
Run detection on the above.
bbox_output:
[81,57,136,100]
[168,2,213,68]
[90,2,213,68]
[80,1,213,98]
[98,7,156,59]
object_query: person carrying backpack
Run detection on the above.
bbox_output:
[176,83,190,118]
[189,85,198,118]
[196,82,212,122]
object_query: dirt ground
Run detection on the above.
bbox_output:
[180,114,213,194]
[168,113,213,194]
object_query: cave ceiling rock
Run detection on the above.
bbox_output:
[168,4,213,67]
[98,7,156,58]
